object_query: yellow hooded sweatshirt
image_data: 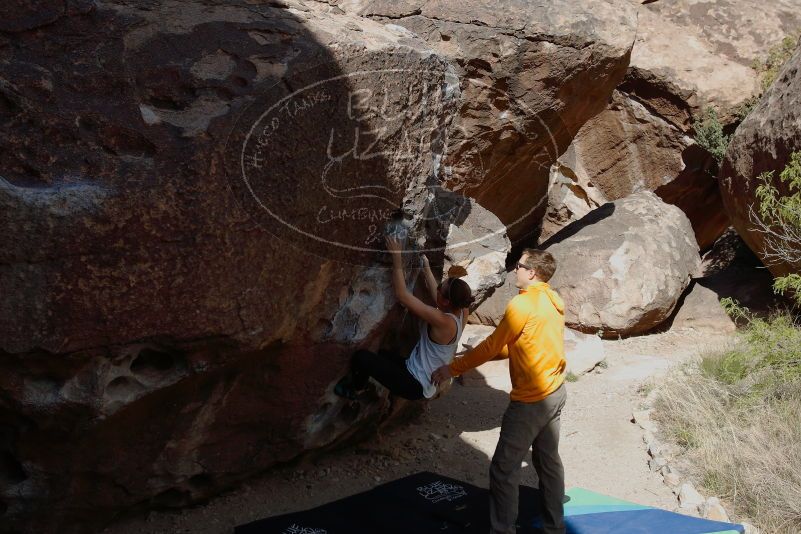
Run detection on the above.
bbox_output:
[449,281,566,402]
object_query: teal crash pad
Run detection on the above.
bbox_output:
[552,487,744,534]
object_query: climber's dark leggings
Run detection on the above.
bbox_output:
[351,349,425,400]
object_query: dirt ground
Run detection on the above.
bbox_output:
[103,328,734,534]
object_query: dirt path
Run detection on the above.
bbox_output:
[104,329,733,534]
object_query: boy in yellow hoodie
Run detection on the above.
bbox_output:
[432,249,567,534]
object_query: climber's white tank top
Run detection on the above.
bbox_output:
[406,312,464,398]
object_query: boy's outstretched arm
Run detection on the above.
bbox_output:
[431,297,525,385]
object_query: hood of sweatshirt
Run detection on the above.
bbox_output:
[524,281,564,314]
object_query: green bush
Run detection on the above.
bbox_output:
[698,349,754,385]
[720,296,752,324]
[694,108,730,170]
[704,314,801,390]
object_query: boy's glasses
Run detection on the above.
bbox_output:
[515,262,531,271]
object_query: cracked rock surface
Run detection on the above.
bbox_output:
[544,0,801,250]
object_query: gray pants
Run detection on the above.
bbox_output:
[489,384,567,534]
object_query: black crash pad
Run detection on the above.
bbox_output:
[235,471,546,534]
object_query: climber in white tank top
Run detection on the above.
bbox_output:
[405,309,464,398]
[335,235,475,401]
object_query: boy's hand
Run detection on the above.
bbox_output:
[431,365,453,387]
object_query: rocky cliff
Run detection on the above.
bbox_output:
[334,0,638,242]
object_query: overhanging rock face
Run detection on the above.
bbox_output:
[0,0,679,531]
[0,1,463,530]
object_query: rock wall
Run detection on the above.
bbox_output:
[1,0,789,531]
[0,0,650,530]
[0,1,463,530]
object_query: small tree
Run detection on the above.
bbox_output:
[751,150,801,304]
[694,108,730,172]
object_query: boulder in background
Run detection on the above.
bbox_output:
[545,192,701,337]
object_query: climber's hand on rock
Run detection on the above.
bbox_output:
[385,235,403,255]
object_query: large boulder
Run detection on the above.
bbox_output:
[335,0,638,242]
[720,46,801,277]
[623,0,783,125]
[0,1,462,530]
[628,0,801,98]
[545,192,701,337]
[544,0,801,249]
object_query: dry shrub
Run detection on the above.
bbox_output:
[654,315,801,533]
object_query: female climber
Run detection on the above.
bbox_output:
[334,235,475,401]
